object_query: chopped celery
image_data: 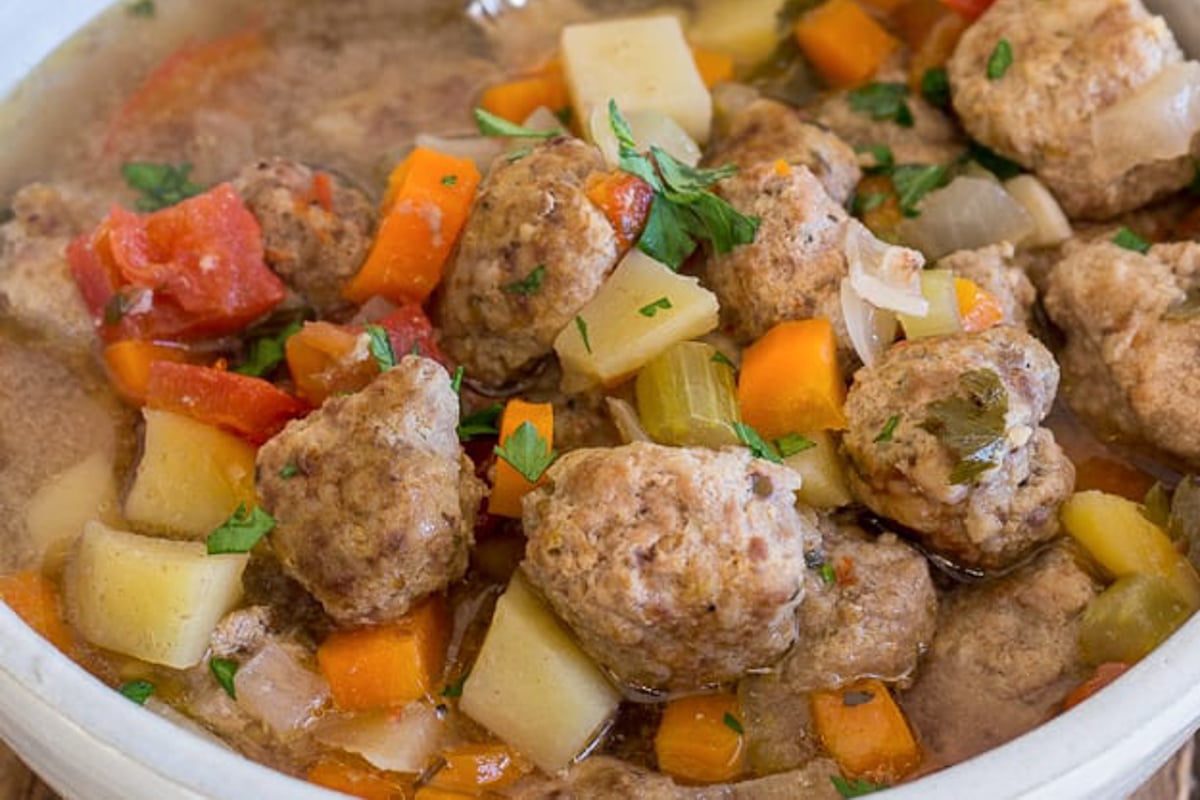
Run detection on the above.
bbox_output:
[898,269,962,341]
[783,430,852,509]
[1079,573,1195,666]
[636,341,741,448]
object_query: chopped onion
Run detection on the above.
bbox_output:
[606,397,653,443]
[898,269,962,340]
[843,220,928,317]
[413,133,505,175]
[897,176,1034,261]
[1093,61,1200,179]
[589,105,702,169]
[233,641,330,736]
[840,278,898,367]
[1003,174,1072,248]
[316,702,444,773]
[521,105,565,133]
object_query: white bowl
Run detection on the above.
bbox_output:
[1,2,1199,798]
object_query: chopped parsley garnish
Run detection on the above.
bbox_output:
[856,144,895,173]
[722,712,745,735]
[473,107,562,139]
[853,191,889,215]
[967,141,1023,180]
[874,415,900,444]
[987,39,1014,80]
[831,776,888,797]
[442,673,469,698]
[848,82,914,128]
[891,164,948,217]
[118,679,155,705]
[457,403,503,441]
[638,297,673,318]
[842,690,875,707]
[234,320,302,377]
[440,174,458,187]
[575,315,592,354]
[279,462,300,480]
[365,324,396,371]
[777,432,815,457]
[506,147,533,163]
[209,657,239,699]
[820,563,837,584]
[127,0,155,16]
[121,162,203,212]
[206,504,276,555]
[502,264,547,295]
[494,421,558,483]
[103,293,132,326]
[554,106,574,125]
[711,351,736,369]
[451,366,465,395]
[920,369,1009,485]
[734,422,782,464]
[1112,227,1151,255]
[921,67,951,110]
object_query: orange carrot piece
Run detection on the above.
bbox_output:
[488,399,555,519]
[1063,662,1132,711]
[480,69,569,125]
[654,693,746,785]
[306,757,412,800]
[690,45,735,89]
[0,571,75,656]
[414,788,475,800]
[317,596,449,712]
[342,149,481,305]
[954,278,1005,333]
[860,0,908,10]
[810,679,921,783]
[585,171,654,252]
[102,340,197,404]
[737,318,847,439]
[286,321,378,405]
[794,0,900,88]
[427,744,533,793]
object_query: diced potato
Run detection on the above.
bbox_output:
[124,409,258,539]
[1079,573,1195,666]
[784,430,853,509]
[316,703,445,774]
[561,16,713,144]
[589,107,702,169]
[688,0,785,67]
[459,572,620,773]
[24,449,119,572]
[66,520,247,668]
[898,269,961,340]
[1004,175,1073,248]
[554,250,720,391]
[636,341,740,448]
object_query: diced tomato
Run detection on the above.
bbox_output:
[145,361,308,444]
[68,184,286,343]
[375,302,448,366]
[940,0,995,21]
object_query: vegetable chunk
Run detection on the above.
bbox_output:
[654,693,746,784]
[810,678,921,783]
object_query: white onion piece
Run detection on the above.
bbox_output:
[606,397,653,443]
[589,105,702,169]
[1093,61,1200,179]
[711,82,761,130]
[1003,174,1073,248]
[316,702,444,773]
[413,133,505,175]
[897,176,1034,261]
[233,642,330,737]
[349,295,398,324]
[843,220,928,317]
[521,105,565,133]
[840,279,898,367]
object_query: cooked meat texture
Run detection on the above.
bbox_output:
[209,606,273,659]
[940,242,1037,328]
[436,137,620,387]
[703,99,862,206]
[814,82,966,166]
[522,442,816,691]
[705,163,852,351]
[1043,239,1200,464]
[233,159,375,319]
[782,527,937,691]
[0,183,103,349]
[843,327,1075,570]
[257,356,485,625]
[947,0,1196,219]
[900,546,1098,770]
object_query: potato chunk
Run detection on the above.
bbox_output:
[24,449,119,572]
[688,0,784,66]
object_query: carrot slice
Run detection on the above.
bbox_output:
[654,693,746,784]
[1063,662,1132,711]
[0,571,76,656]
[690,45,735,89]
[488,399,555,519]
[306,757,412,800]
[103,340,198,404]
[954,277,1005,333]
[480,66,570,125]
[810,679,921,783]
[794,0,900,88]
[427,744,532,793]
[585,171,654,252]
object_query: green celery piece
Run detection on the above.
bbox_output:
[635,341,741,448]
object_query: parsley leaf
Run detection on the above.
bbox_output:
[473,107,562,139]
[365,324,396,371]
[118,679,155,705]
[206,504,276,555]
[209,657,239,699]
[848,83,914,128]
[441,174,458,187]
[722,712,744,735]
[451,365,465,395]
[506,147,533,163]
[987,39,1014,80]
[711,351,736,369]
[856,144,895,173]
[820,563,837,584]
[502,264,547,295]
[279,462,300,480]
[494,421,557,483]
[853,191,889,215]
[1112,227,1151,255]
[575,315,592,354]
[638,297,673,317]
[831,775,888,797]
[967,141,1023,180]
[127,0,155,16]
[920,369,1009,485]
[921,67,951,110]
[891,164,948,217]
[458,403,503,441]
[874,415,900,444]
[121,162,203,212]
[234,320,301,377]
[777,432,815,457]
[442,672,470,698]
[734,422,783,464]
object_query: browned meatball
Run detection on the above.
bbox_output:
[900,546,1098,770]
[233,159,375,319]
[522,442,816,691]
[257,356,485,625]
[940,243,1036,329]
[703,99,861,206]
[436,138,620,387]
[1044,239,1200,465]
[843,327,1074,570]
[948,0,1196,219]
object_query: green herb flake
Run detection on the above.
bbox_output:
[1112,227,1151,255]
[874,414,900,444]
[494,420,558,483]
[891,164,949,217]
[856,144,895,173]
[118,679,155,705]
[279,462,300,480]
[457,403,503,441]
[847,83,914,128]
[440,174,458,187]
[711,351,736,369]
[734,422,782,464]
[987,39,1014,81]
[502,264,547,295]
[554,106,574,126]
[777,432,816,458]
[451,365,465,395]
[234,320,302,377]
[206,504,276,555]
[967,141,1024,180]
[919,369,1009,485]
[121,162,203,212]
[842,690,875,707]
[473,107,562,139]
[210,657,239,699]
[575,315,592,354]
[638,297,673,318]
[365,323,397,371]
[853,191,889,216]
[127,0,155,16]
[921,67,951,110]
[442,673,469,698]
[722,712,745,735]
[831,775,888,798]
[506,147,533,163]
[102,293,131,326]
[819,563,836,585]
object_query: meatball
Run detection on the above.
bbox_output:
[940,243,1037,328]
[233,159,375,319]
[522,442,816,691]
[257,356,485,625]
[1044,239,1200,464]
[900,546,1098,770]
[947,0,1196,219]
[436,138,620,387]
[704,99,861,206]
[843,327,1075,570]
[782,527,937,691]
[814,80,966,167]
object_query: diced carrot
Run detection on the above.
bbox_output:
[427,744,533,793]
[343,149,482,305]
[860,0,908,10]
[940,0,996,22]
[584,171,655,252]
[654,693,746,785]
[773,159,793,178]
[737,319,847,439]
[690,45,735,89]
[414,789,475,800]
[488,400,555,519]
[103,340,198,404]
[810,678,921,783]
[894,0,969,90]
[306,757,412,800]
[480,68,570,125]
[954,278,1005,333]
[287,321,377,405]
[794,0,900,88]
[1063,662,1131,711]
[317,596,449,712]
[0,571,75,656]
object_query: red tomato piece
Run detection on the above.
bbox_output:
[940,0,995,21]
[375,303,449,366]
